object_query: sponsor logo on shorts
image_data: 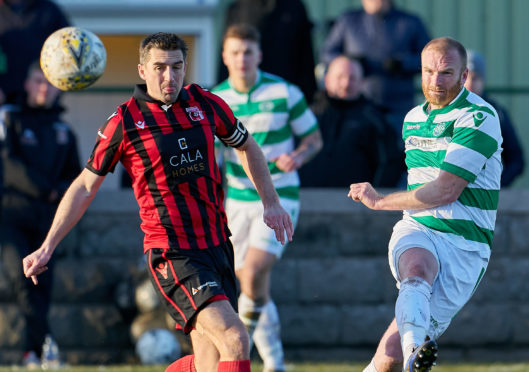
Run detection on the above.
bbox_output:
[192,281,218,295]
[155,262,168,280]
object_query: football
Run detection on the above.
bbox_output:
[40,26,106,91]
[135,328,181,365]
[135,278,161,313]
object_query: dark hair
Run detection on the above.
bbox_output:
[28,60,42,77]
[223,23,261,45]
[422,37,467,72]
[139,32,188,64]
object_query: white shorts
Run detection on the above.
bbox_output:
[388,217,490,340]
[225,198,300,270]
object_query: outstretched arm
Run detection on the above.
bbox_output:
[23,168,105,284]
[348,170,468,211]
[234,135,294,244]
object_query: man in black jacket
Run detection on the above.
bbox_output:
[464,50,525,187]
[0,0,69,105]
[0,62,80,368]
[299,55,404,188]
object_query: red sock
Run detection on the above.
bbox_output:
[165,355,196,372]
[217,360,251,372]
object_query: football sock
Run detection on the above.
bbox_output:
[362,359,379,372]
[238,293,266,346]
[217,360,251,372]
[395,276,432,365]
[253,300,285,371]
[165,354,196,372]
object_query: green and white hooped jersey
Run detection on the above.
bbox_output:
[212,71,319,201]
[403,88,503,253]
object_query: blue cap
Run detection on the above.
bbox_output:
[466,50,486,79]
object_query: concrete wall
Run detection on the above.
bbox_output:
[0,189,528,365]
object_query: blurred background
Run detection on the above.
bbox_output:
[55,0,529,189]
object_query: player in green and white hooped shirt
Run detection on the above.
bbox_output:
[213,24,322,372]
[350,37,502,372]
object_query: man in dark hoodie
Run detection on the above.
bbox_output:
[0,61,80,368]
[0,0,69,105]
[299,55,403,188]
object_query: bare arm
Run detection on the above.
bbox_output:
[273,129,323,172]
[235,135,294,243]
[348,170,469,211]
[23,168,105,284]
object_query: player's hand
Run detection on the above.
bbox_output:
[22,247,52,285]
[263,204,294,245]
[272,153,302,173]
[348,182,382,210]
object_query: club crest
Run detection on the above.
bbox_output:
[185,106,204,121]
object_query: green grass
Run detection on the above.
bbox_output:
[2,363,529,372]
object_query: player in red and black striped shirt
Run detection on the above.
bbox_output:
[23,32,293,372]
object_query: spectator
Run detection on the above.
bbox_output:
[465,50,525,187]
[0,0,70,105]
[299,55,403,188]
[321,0,430,135]
[218,0,317,103]
[0,61,80,368]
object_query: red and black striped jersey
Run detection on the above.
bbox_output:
[86,84,248,251]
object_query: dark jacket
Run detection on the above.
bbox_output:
[0,101,80,225]
[0,0,69,103]
[299,92,404,188]
[485,95,525,187]
[321,6,430,115]
[218,0,317,103]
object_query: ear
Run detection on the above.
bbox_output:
[461,67,469,86]
[257,49,263,66]
[138,63,146,81]
[221,49,228,67]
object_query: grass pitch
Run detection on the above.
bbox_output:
[2,363,529,372]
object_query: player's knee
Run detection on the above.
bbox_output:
[218,322,250,360]
[241,263,266,283]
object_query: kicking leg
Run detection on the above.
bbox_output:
[397,248,437,366]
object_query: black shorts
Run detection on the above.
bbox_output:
[146,240,238,334]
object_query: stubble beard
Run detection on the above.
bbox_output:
[423,77,463,109]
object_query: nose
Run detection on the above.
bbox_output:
[431,72,443,86]
[39,81,50,93]
[164,67,175,82]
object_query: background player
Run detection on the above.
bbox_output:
[213,24,321,372]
